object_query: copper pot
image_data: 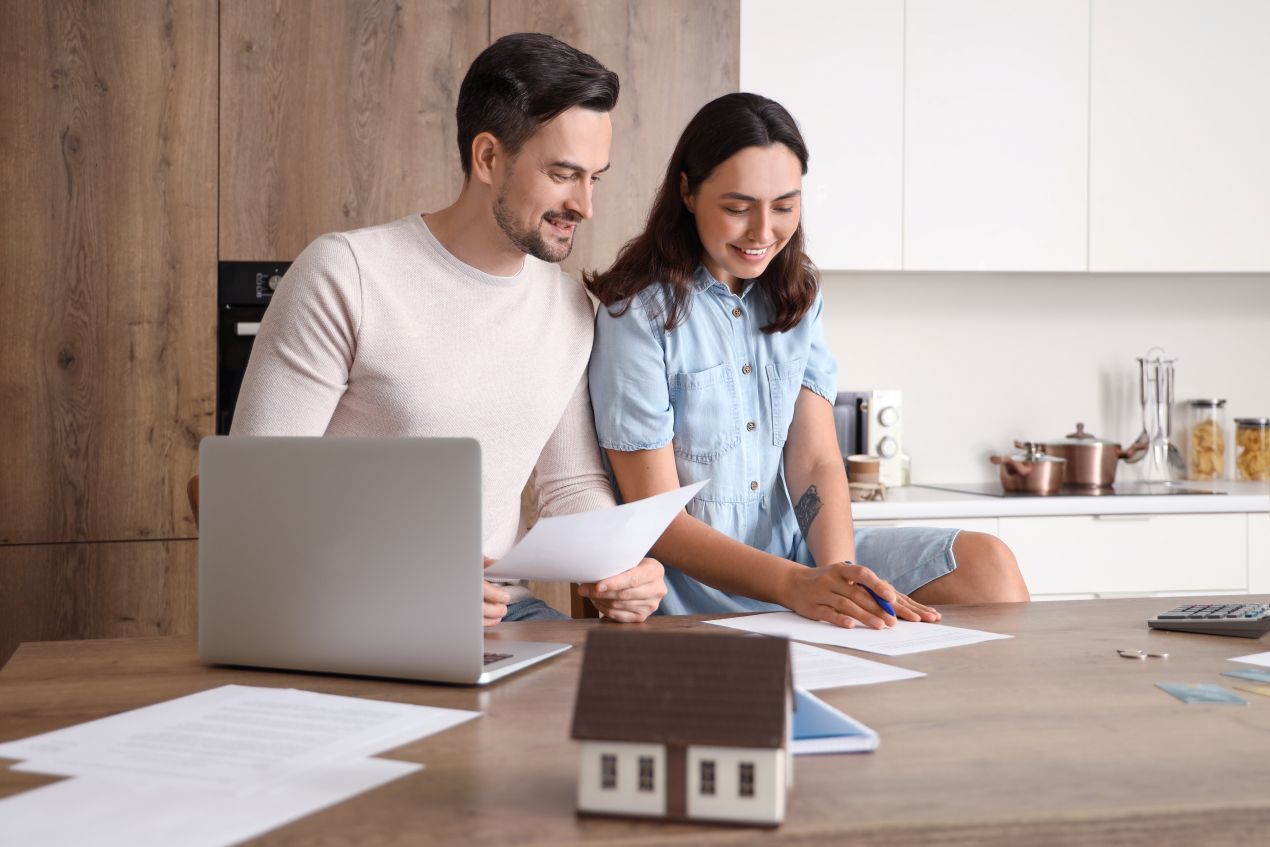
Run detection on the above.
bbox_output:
[990,443,1066,494]
[1039,423,1146,489]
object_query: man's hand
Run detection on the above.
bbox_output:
[784,561,915,630]
[483,556,510,627]
[576,558,666,623]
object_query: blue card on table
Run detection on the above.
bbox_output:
[1222,668,1270,684]
[1156,683,1247,705]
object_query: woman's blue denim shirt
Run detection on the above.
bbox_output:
[589,265,839,614]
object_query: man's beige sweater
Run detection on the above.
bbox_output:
[232,213,615,574]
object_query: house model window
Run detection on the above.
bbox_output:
[700,760,716,795]
[739,762,756,798]
[601,754,617,790]
[639,756,655,792]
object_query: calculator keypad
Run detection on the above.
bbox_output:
[1155,603,1270,620]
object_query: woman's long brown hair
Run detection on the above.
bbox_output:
[586,92,818,333]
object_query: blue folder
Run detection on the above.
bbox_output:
[792,687,879,755]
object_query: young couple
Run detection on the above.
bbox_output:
[232,33,1029,630]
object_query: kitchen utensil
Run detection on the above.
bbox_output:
[1135,348,1178,483]
[1040,423,1145,489]
[990,442,1066,494]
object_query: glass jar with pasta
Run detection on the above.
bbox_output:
[1235,417,1270,482]
[1186,399,1227,480]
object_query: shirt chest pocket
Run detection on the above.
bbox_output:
[668,362,742,463]
[766,358,805,447]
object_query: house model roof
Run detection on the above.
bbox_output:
[571,629,792,749]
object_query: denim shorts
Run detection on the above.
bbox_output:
[833,526,961,596]
[503,597,569,623]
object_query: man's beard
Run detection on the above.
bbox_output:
[493,187,581,264]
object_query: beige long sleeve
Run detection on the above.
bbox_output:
[232,213,615,560]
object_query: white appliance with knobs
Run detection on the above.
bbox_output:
[861,390,904,487]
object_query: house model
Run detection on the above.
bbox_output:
[571,629,793,827]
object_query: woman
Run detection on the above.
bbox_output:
[585,93,1028,628]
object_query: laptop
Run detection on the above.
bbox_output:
[198,436,570,684]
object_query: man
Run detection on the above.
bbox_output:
[232,33,666,624]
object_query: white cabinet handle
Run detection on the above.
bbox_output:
[1092,514,1151,522]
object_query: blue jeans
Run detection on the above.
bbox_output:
[503,597,569,622]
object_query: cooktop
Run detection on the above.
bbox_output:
[917,482,1227,498]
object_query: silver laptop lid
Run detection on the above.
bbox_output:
[198,436,484,683]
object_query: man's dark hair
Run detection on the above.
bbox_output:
[456,33,619,176]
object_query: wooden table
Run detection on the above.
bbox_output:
[3,597,1270,845]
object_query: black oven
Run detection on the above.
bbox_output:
[217,261,290,434]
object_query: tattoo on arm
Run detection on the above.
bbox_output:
[794,484,823,537]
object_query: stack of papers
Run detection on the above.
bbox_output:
[0,684,479,846]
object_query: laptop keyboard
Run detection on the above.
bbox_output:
[483,652,512,666]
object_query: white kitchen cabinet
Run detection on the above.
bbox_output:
[999,513,1248,597]
[740,0,904,270]
[903,0,1089,271]
[1250,513,1270,594]
[1089,0,1270,272]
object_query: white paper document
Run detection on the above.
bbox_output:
[0,685,477,789]
[0,758,421,847]
[0,685,476,847]
[791,642,925,689]
[1229,651,1270,668]
[483,479,708,582]
[707,612,1012,656]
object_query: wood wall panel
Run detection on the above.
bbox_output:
[0,0,218,546]
[219,0,488,261]
[0,540,197,669]
[491,0,741,278]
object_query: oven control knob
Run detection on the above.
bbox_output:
[268,274,282,291]
[877,436,898,458]
[877,406,898,427]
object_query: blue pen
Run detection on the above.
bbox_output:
[863,585,896,618]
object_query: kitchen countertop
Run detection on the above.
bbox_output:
[852,480,1270,521]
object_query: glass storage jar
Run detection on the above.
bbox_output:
[1235,418,1270,481]
[1186,399,1226,480]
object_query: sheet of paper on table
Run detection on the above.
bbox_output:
[0,685,478,847]
[1228,650,1270,668]
[0,684,477,789]
[707,612,1012,656]
[790,641,925,689]
[0,758,421,847]
[483,479,707,582]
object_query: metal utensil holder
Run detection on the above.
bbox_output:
[1136,347,1180,483]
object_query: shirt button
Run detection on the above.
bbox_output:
[741,363,753,375]
[750,481,759,491]
[732,307,742,318]
[747,421,756,431]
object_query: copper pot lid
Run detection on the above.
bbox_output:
[1043,422,1118,447]
[1008,442,1065,463]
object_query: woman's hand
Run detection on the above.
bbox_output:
[783,561,906,629]
[893,590,940,623]
[576,558,667,623]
